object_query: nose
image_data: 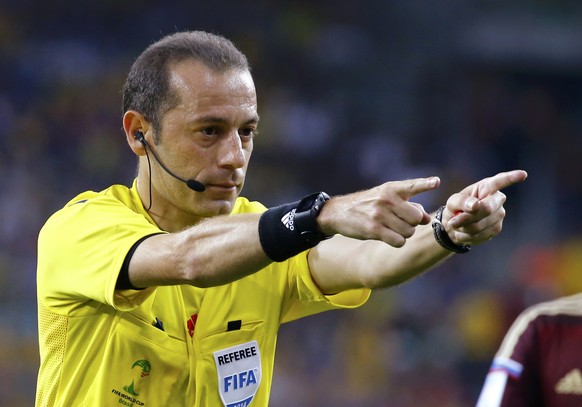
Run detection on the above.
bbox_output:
[217,132,247,169]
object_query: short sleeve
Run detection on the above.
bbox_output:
[37,192,165,314]
[280,251,371,323]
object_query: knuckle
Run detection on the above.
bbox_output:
[402,226,415,239]
[366,221,384,238]
[389,237,406,248]
[407,181,417,193]
[370,206,384,222]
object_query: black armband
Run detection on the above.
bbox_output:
[431,206,471,254]
[259,192,331,262]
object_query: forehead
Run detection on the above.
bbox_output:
[167,59,257,116]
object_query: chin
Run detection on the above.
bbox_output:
[198,200,235,217]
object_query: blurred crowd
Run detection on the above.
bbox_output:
[1,1,581,406]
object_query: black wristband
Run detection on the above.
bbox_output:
[431,206,471,254]
[259,192,331,262]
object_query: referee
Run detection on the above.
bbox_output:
[35,30,527,406]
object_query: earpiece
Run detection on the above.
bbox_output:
[133,129,206,193]
[134,130,145,143]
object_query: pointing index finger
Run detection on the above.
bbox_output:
[475,170,528,199]
[396,176,441,199]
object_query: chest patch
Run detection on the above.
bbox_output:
[214,340,262,407]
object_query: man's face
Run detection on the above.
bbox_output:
[151,59,258,221]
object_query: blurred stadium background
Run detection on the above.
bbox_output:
[1,1,581,405]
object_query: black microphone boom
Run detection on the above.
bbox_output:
[135,132,205,192]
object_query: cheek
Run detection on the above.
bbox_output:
[242,150,253,171]
[244,143,254,160]
[180,148,207,169]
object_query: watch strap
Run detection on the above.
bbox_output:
[431,206,471,253]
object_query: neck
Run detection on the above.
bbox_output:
[136,175,206,232]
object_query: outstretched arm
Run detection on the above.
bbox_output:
[308,170,528,294]
[127,176,440,289]
[126,170,526,291]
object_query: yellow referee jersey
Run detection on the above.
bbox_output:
[36,180,370,406]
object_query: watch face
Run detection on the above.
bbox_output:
[294,192,330,244]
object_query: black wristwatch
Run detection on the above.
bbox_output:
[431,206,471,253]
[293,192,331,244]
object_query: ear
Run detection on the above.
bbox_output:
[123,110,150,156]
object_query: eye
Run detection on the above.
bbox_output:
[201,127,219,136]
[239,127,258,139]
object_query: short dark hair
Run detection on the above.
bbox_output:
[121,31,250,141]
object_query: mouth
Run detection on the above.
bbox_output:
[201,172,244,193]
[204,183,239,192]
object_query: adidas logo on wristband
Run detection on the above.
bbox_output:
[281,209,296,231]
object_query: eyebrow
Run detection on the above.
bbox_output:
[195,115,260,126]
